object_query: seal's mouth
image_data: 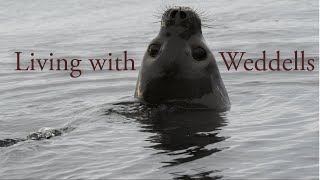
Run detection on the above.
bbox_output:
[161,6,202,33]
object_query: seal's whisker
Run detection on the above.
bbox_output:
[202,24,216,29]
[154,8,165,19]
[153,13,162,19]
[154,4,171,20]
[192,7,214,24]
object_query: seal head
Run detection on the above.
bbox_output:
[135,6,230,111]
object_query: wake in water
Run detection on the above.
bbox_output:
[0,98,225,149]
[0,126,75,148]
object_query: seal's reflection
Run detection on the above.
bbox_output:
[137,108,228,167]
[107,102,229,179]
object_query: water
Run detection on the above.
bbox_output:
[0,0,319,179]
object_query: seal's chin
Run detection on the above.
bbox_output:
[141,76,213,104]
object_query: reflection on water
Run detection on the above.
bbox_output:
[140,110,228,166]
[0,0,318,179]
[108,102,229,179]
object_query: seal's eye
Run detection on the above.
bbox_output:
[148,44,160,57]
[192,47,207,61]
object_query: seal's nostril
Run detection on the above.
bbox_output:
[180,11,186,19]
[170,10,178,18]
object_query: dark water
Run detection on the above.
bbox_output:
[0,0,318,179]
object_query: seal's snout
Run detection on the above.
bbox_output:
[169,8,187,20]
[161,6,201,32]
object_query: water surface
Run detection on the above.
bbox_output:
[0,0,318,179]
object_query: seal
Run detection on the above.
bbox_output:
[135,6,230,111]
